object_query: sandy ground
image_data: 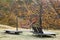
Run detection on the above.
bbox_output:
[0,24,60,40]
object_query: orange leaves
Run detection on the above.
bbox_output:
[0,0,60,29]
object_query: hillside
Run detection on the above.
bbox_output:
[0,0,60,29]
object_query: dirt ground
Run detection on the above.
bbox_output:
[0,29,59,40]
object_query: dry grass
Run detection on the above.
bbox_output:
[0,24,60,40]
[0,29,59,40]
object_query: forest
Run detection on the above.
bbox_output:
[0,0,60,29]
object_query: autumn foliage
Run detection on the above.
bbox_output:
[0,0,60,29]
